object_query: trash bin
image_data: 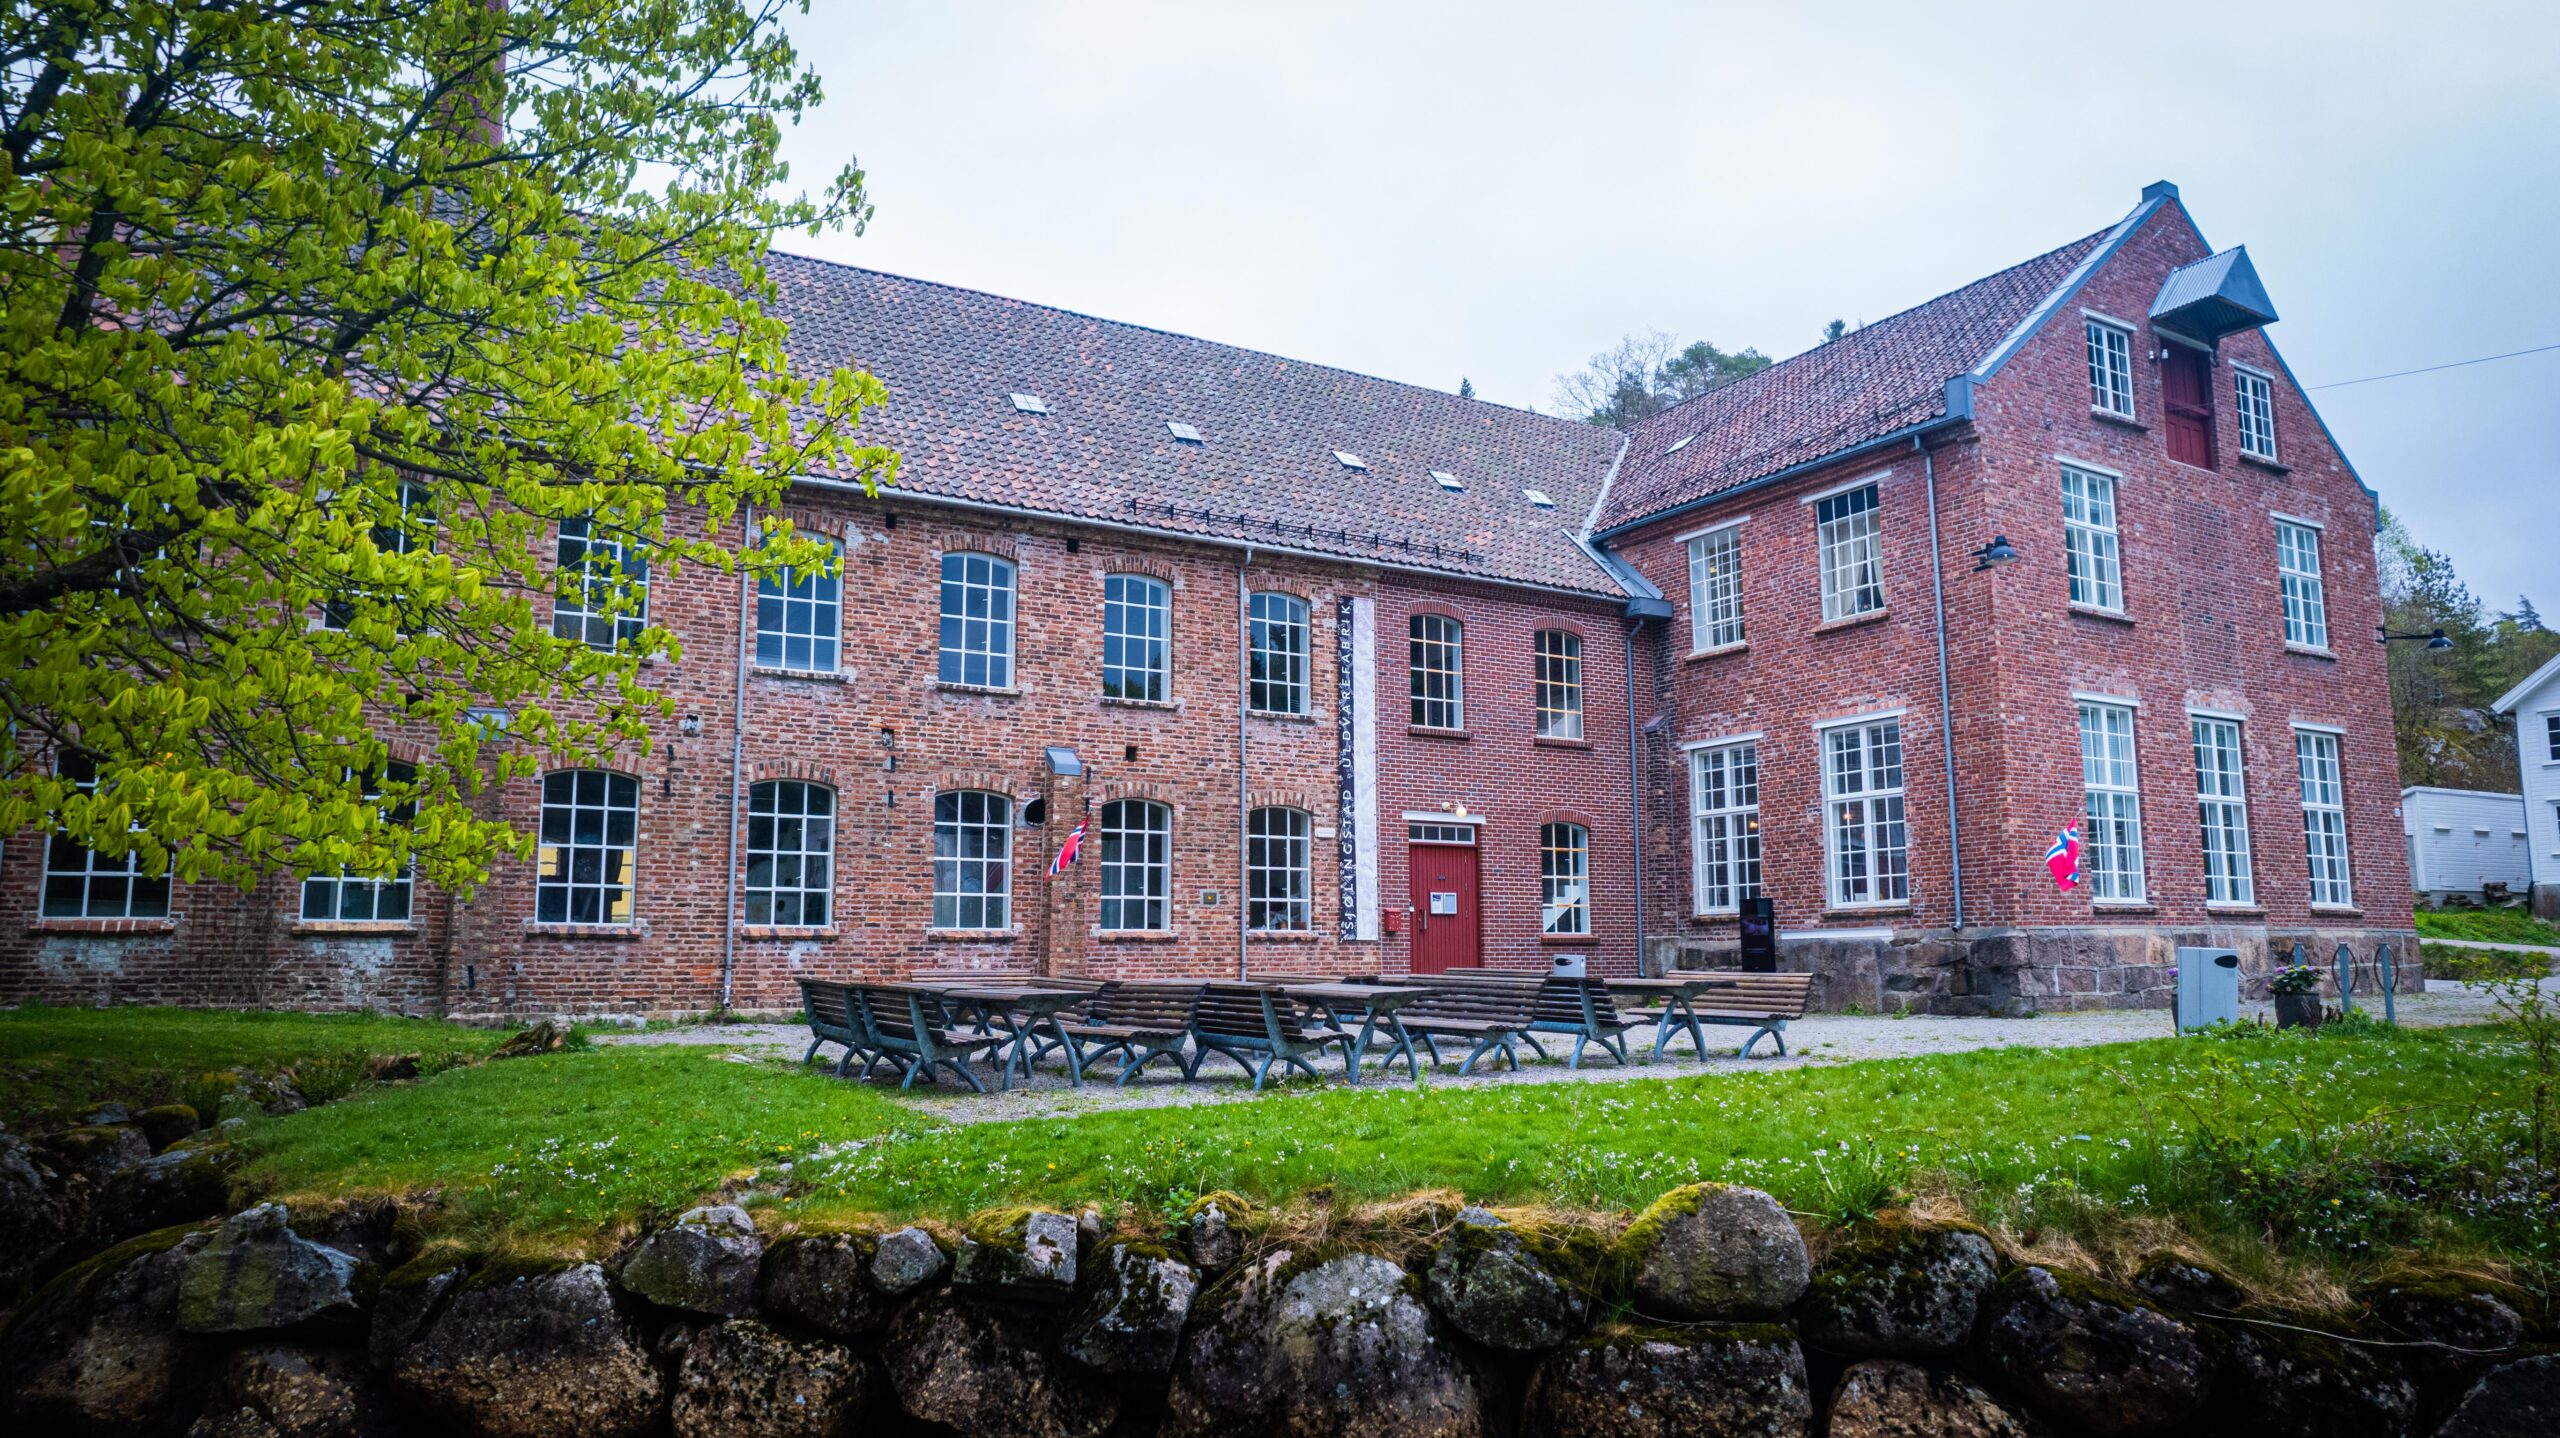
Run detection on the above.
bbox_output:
[2175,946,2241,1032]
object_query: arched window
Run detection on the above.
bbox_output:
[1248,592,1309,715]
[1540,822,1590,936]
[1102,573,1170,701]
[747,780,836,926]
[932,791,1013,930]
[938,552,1016,688]
[1534,630,1583,740]
[1099,798,1171,932]
[1247,807,1311,932]
[42,752,172,920]
[302,761,418,922]
[536,769,638,924]
[1409,613,1463,730]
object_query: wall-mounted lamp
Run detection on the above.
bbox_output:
[1969,535,2019,573]
[678,713,703,738]
[2377,625,2453,651]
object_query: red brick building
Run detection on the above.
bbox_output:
[0,183,2413,1017]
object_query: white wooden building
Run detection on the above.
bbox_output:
[2494,654,2560,919]
[2401,786,2531,901]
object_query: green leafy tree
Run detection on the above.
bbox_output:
[2378,510,2559,790]
[0,1,894,901]
[1552,329,1772,427]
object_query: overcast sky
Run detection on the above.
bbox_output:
[772,1,2557,616]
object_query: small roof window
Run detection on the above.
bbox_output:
[1010,393,1049,415]
[1430,470,1465,492]
[1333,450,1368,471]
[1166,421,1203,444]
[1663,434,1696,455]
[1523,489,1556,509]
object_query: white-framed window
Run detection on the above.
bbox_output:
[1534,630,1584,740]
[2086,318,2135,418]
[2295,729,2353,907]
[321,479,435,631]
[2275,520,2328,651]
[1407,821,1476,844]
[2078,701,2145,902]
[938,551,1016,688]
[930,790,1011,930]
[1098,798,1171,931]
[2543,712,2559,763]
[1815,484,1885,621]
[2191,717,2255,906]
[1410,613,1464,729]
[536,769,637,925]
[553,516,648,651]
[756,537,843,674]
[2061,465,2124,612]
[1686,525,1744,650]
[43,752,173,920]
[746,780,835,926]
[301,761,418,923]
[1247,806,1312,932]
[2234,367,2278,461]
[1540,821,1591,936]
[1822,718,1908,907]
[1248,591,1309,715]
[1101,573,1170,702]
[1689,741,1761,914]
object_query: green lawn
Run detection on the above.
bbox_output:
[0,1005,508,1128]
[2416,907,2560,947]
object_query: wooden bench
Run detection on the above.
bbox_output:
[1399,974,1542,1075]
[1187,983,1354,1090]
[851,984,1006,1091]
[1624,973,1813,1057]
[798,979,873,1077]
[1056,981,1205,1087]
[1522,975,1641,1069]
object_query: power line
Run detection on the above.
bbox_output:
[2308,341,2560,391]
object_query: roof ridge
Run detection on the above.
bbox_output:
[764,245,1592,435]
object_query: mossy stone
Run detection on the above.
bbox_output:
[1796,1221,1998,1357]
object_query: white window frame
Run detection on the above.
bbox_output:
[1534,630,1584,740]
[2190,715,2256,906]
[1098,798,1171,931]
[2275,518,2329,651]
[2060,463,2124,613]
[536,769,638,926]
[1689,740,1761,914]
[1540,821,1591,936]
[755,536,844,675]
[1685,522,1745,651]
[321,478,434,632]
[1409,613,1464,730]
[1246,806,1312,932]
[2295,728,2353,907]
[930,789,1012,931]
[300,762,417,923]
[1247,591,1310,716]
[2086,317,2136,418]
[2078,701,2146,902]
[553,516,649,652]
[2234,364,2278,461]
[1814,484,1885,622]
[744,779,836,927]
[1101,572,1171,702]
[2543,712,2559,764]
[43,752,173,920]
[938,551,1017,688]
[1820,716,1908,907]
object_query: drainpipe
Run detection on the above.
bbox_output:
[1919,439,1966,931]
[1625,618,1647,975]
[718,507,754,1011]
[1238,546,1254,980]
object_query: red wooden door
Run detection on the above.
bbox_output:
[1407,842,1480,974]
[2161,346,2215,468]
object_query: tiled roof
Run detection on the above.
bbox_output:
[1591,228,2114,533]
[767,253,1632,597]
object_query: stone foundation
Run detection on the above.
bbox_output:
[1648,923,2424,1016]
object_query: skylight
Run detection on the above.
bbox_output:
[1010,393,1048,415]
[1523,489,1556,509]
[1664,434,1696,455]
[1166,421,1203,443]
[1333,451,1368,471]
[1431,470,1465,492]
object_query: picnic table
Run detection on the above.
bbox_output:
[1276,982,1433,1083]
[1602,975,1741,1061]
[936,983,1096,1088]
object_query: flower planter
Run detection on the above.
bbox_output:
[2272,992,2323,1029]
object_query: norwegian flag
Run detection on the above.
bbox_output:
[1048,820,1087,877]
[2045,825,2082,891]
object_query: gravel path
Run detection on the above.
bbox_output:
[593,979,2540,1126]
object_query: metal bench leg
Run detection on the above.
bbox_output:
[947,1057,989,1094]
[1738,1024,1780,1058]
[1249,1053,1274,1091]
[1569,1034,1589,1070]
[1519,1031,1550,1060]
[897,1056,928,1089]
[803,1037,823,1065]
[1415,1033,1444,1067]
